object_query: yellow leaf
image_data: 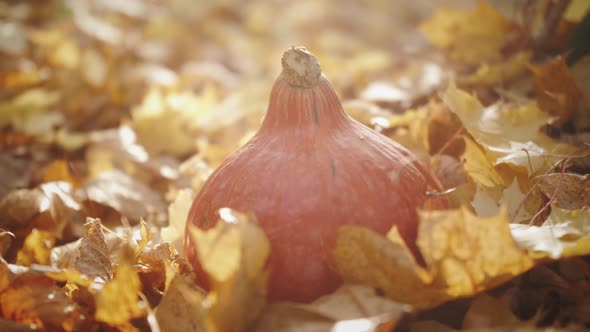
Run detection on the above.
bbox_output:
[419,1,514,65]
[188,208,269,332]
[155,274,206,332]
[334,207,534,309]
[462,137,504,189]
[132,86,218,156]
[16,229,55,266]
[95,246,146,326]
[161,189,193,252]
[443,83,576,174]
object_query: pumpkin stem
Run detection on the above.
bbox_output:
[281,46,322,88]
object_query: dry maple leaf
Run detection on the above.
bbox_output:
[154,274,206,332]
[187,208,269,332]
[334,207,534,309]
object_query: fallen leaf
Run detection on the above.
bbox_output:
[0,88,62,136]
[419,1,515,65]
[511,207,590,259]
[0,154,32,198]
[0,260,87,331]
[132,87,217,156]
[161,189,193,252]
[334,207,534,309]
[188,208,269,332]
[443,83,576,174]
[80,169,166,224]
[536,173,590,210]
[154,274,205,332]
[530,56,583,125]
[71,218,113,282]
[458,52,531,87]
[0,188,47,232]
[254,285,408,332]
[462,137,504,189]
[95,246,146,326]
[87,125,181,180]
[16,229,54,266]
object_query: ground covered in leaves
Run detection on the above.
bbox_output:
[1,0,590,331]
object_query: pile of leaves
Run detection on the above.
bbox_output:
[1,0,590,331]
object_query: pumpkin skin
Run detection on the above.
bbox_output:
[184,47,446,303]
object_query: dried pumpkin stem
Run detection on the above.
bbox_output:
[281,46,322,88]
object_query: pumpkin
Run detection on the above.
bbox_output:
[184,46,447,302]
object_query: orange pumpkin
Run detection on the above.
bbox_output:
[184,47,446,302]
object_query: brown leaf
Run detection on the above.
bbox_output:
[0,154,32,199]
[80,169,166,224]
[536,173,590,210]
[530,56,583,125]
[71,218,113,282]
[39,181,84,240]
[0,260,87,331]
[155,274,206,332]
[0,189,47,232]
[0,318,39,332]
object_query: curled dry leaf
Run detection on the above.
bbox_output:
[334,207,534,309]
[419,1,515,65]
[254,285,410,332]
[71,218,113,282]
[535,173,590,210]
[188,208,269,332]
